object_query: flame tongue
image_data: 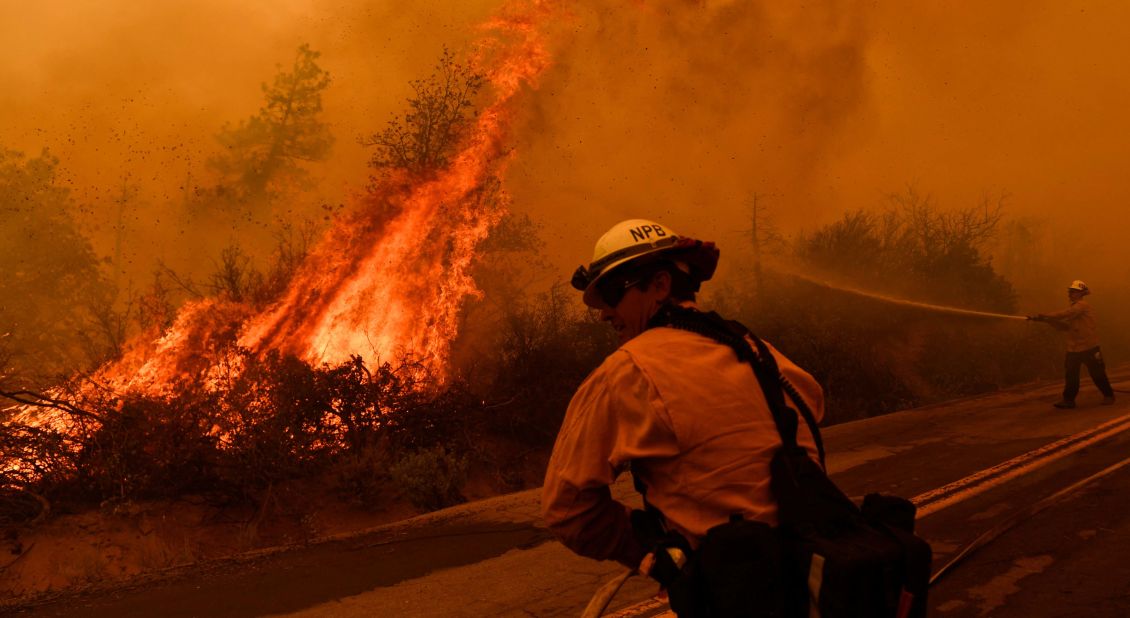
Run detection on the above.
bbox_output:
[241,184,497,372]
[105,298,252,397]
[238,2,556,377]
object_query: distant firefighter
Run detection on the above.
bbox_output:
[1028,280,1115,408]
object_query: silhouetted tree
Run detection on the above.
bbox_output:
[209,44,334,205]
[745,192,785,302]
[108,178,141,288]
[361,47,485,178]
[798,189,1015,311]
[0,148,115,387]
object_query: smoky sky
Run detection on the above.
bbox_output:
[0,0,498,276]
[2,0,1128,303]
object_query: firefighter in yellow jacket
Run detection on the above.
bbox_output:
[1029,280,1115,408]
[541,219,824,586]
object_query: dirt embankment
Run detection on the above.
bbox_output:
[0,461,539,605]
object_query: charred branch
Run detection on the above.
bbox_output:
[0,389,102,422]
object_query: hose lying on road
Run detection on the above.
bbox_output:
[929,453,1130,586]
[580,568,637,618]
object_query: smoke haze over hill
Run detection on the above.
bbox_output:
[2,0,1128,310]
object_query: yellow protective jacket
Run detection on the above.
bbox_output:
[541,325,824,568]
[1044,300,1100,352]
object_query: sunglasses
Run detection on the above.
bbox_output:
[596,274,647,308]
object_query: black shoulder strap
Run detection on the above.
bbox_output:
[733,322,827,470]
[647,305,826,469]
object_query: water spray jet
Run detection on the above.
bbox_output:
[769,267,1028,322]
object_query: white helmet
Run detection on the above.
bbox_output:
[570,219,719,308]
[1068,280,1090,295]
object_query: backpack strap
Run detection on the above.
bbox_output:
[735,323,827,470]
[647,305,826,469]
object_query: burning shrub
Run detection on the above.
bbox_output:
[0,422,74,493]
[1,345,498,517]
[4,31,557,530]
[70,392,221,501]
[211,350,337,496]
[323,355,428,452]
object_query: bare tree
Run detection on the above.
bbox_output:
[798,187,1015,311]
[886,187,1004,255]
[110,179,140,288]
[745,193,784,302]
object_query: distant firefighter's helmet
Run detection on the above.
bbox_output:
[570,219,719,309]
[1068,280,1090,295]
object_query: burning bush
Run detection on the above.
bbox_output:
[0,349,494,518]
[1,26,556,528]
[70,391,221,501]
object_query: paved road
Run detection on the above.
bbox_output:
[6,370,1130,617]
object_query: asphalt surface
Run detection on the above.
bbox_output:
[5,369,1130,617]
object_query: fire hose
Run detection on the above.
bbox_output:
[929,453,1130,585]
[580,550,671,618]
[580,567,637,618]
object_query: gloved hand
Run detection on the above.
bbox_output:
[642,546,687,586]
